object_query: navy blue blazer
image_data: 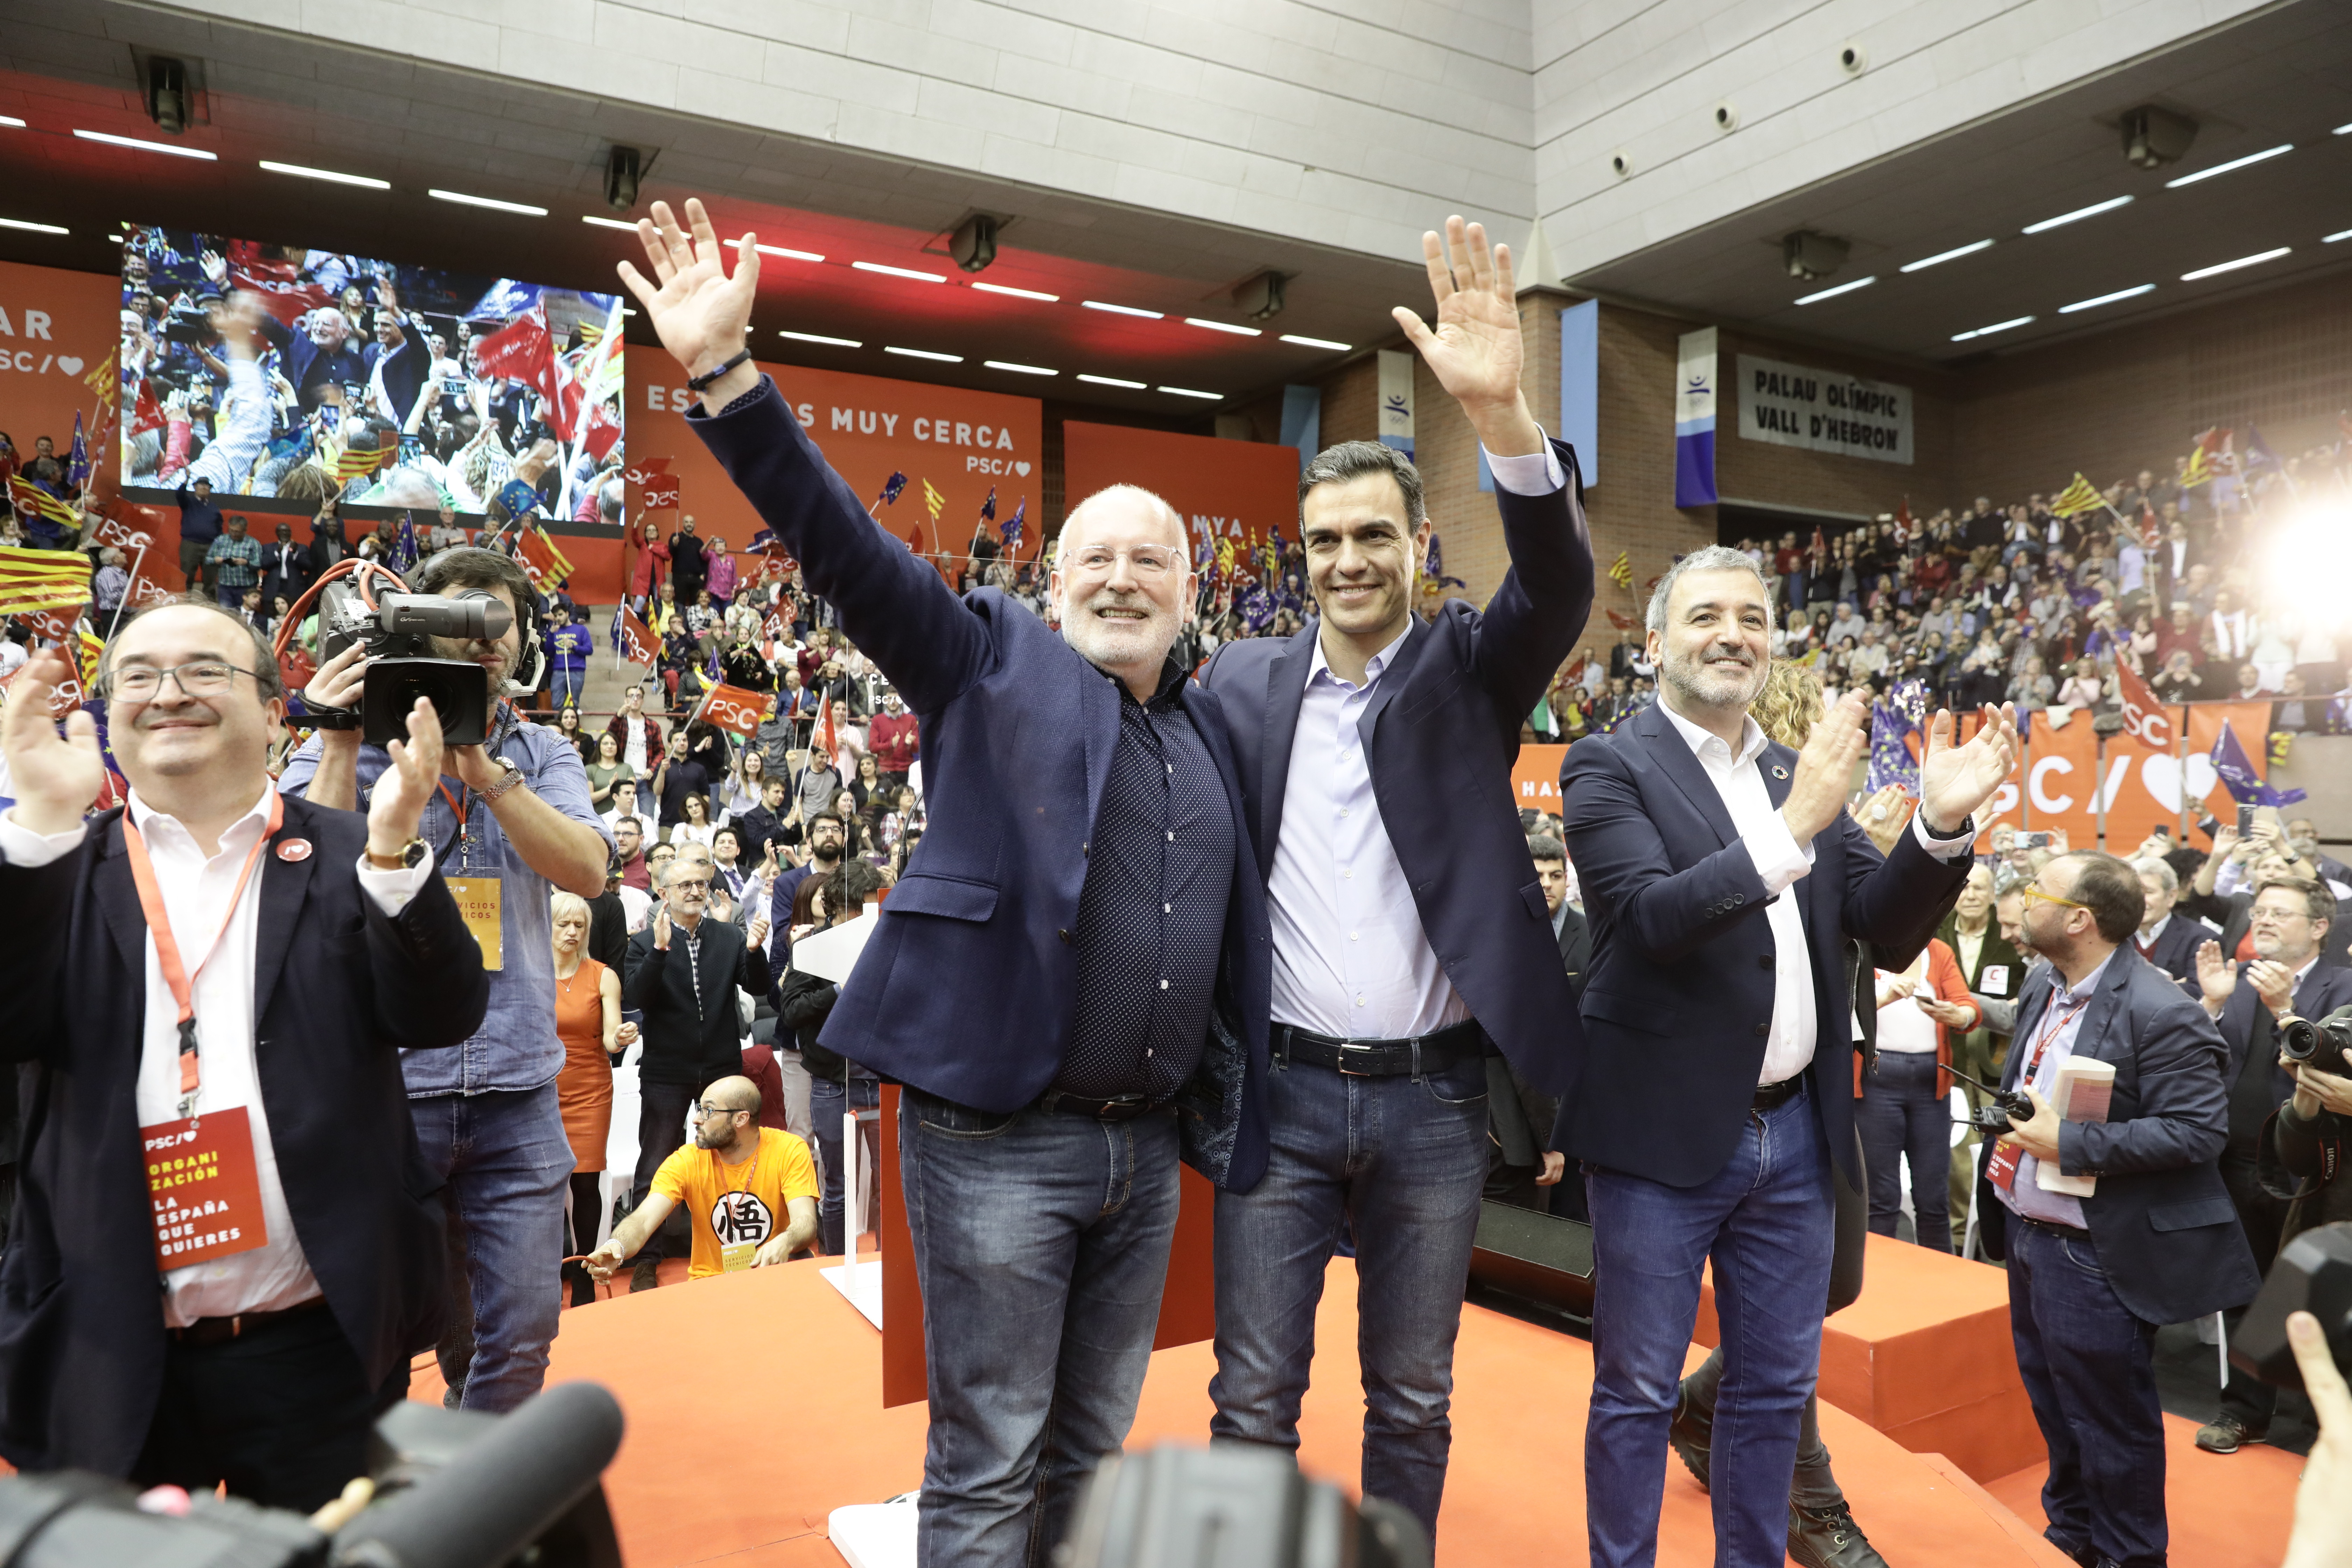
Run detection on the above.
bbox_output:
[689,379,1275,1189]
[1557,704,1970,1188]
[2217,959,2352,1126]
[0,797,487,1477]
[1978,947,2261,1324]
[1199,438,1594,1094]
[2138,911,2207,997]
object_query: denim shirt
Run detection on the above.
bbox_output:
[279,704,616,1098]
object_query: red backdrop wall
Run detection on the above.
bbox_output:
[1060,421,1300,555]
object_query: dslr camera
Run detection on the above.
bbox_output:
[313,578,511,748]
[2281,1007,2352,1078]
[159,298,217,346]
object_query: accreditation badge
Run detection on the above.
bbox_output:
[1984,1138,2023,1194]
[1980,964,2012,997]
[720,1242,757,1273]
[143,1108,269,1271]
[445,876,504,970]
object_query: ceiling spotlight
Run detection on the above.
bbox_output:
[144,56,189,136]
[1232,271,1286,322]
[2120,106,2197,170]
[605,146,642,212]
[1782,230,1849,282]
[951,214,998,274]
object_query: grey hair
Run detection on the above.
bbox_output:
[1645,546,1772,634]
[1299,441,1426,531]
[2130,856,2178,894]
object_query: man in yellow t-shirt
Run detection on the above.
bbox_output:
[586,1075,818,1280]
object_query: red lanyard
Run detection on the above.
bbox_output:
[120,788,285,1113]
[2021,992,2090,1088]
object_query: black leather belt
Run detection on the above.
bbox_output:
[167,1293,329,1348]
[1036,1090,1163,1121]
[1272,1018,1484,1078]
[1752,1076,1806,1112]
[2021,1217,2094,1245]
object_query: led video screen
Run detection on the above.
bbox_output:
[117,225,625,524]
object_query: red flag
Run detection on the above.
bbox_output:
[811,693,837,762]
[514,527,570,587]
[1605,608,1637,632]
[125,561,174,610]
[1,656,84,719]
[699,683,771,737]
[761,610,788,646]
[2137,499,2160,552]
[628,456,680,511]
[2113,657,2177,752]
[225,241,335,327]
[1893,499,1912,544]
[473,305,556,399]
[130,382,165,442]
[616,607,658,665]
[88,509,154,551]
[12,606,80,642]
[580,400,622,464]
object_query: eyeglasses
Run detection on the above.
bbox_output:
[2019,885,2086,911]
[1065,544,1183,579]
[692,1102,748,1120]
[667,878,712,892]
[104,659,265,701]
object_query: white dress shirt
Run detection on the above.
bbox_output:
[0,785,428,1326]
[1266,436,1565,1040]
[1654,700,1976,1084]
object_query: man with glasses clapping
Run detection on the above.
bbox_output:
[620,855,773,1292]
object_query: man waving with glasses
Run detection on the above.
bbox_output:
[618,198,1271,1567]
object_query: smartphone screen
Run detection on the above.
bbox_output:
[2238,804,2259,836]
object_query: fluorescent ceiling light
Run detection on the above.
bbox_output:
[75,128,215,160]
[260,159,388,190]
[758,244,825,262]
[0,217,68,235]
[854,261,944,282]
[430,188,546,216]
[1077,373,1146,388]
[1084,300,1163,318]
[1185,317,1260,336]
[2164,144,2294,189]
[106,232,122,243]
[2337,122,2352,136]
[581,214,638,231]
[1280,334,1352,351]
[985,360,1056,375]
[971,281,1058,301]
[2326,228,2352,244]
[2057,283,2156,314]
[885,346,961,362]
[2021,195,2133,235]
[1899,239,1994,273]
[2181,247,2291,281]
[780,329,859,347]
[1949,315,2034,342]
[0,117,25,128]
[1794,275,1875,305]
[1158,385,1220,399]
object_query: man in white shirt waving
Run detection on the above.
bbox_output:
[0,596,486,1510]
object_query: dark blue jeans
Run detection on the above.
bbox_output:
[550,668,584,711]
[2008,1221,2168,1568]
[1856,1049,1951,1251]
[408,1086,570,1413]
[899,1089,1182,1568]
[811,1074,881,1255]
[1207,1050,1490,1539]
[1584,1082,1834,1568]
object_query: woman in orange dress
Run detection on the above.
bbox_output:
[552,891,632,1306]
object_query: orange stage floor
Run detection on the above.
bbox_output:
[411,1253,2306,1567]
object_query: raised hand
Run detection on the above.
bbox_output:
[653,903,672,952]
[1782,692,1869,847]
[1391,216,1542,455]
[366,696,445,860]
[2195,940,2235,1008]
[1919,703,2018,835]
[615,198,760,400]
[0,650,105,836]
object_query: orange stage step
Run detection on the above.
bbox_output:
[396,1252,2307,1568]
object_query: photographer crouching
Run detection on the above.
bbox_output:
[0,598,487,1509]
[281,547,613,1412]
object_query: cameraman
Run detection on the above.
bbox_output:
[280,547,612,1413]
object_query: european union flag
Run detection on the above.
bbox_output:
[1867,679,1927,794]
[876,471,908,508]
[1002,497,1025,549]
[66,412,89,490]
[2211,718,2306,808]
[979,488,997,523]
[391,514,419,574]
[1424,533,1465,589]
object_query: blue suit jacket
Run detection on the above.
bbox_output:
[1558,704,1971,1188]
[1979,947,2261,1324]
[1199,438,1594,1093]
[2217,959,2352,1128]
[2138,911,2207,997]
[690,379,1275,1189]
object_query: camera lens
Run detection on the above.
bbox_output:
[2281,1017,2352,1077]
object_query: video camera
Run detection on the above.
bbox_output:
[158,299,217,346]
[313,578,510,748]
[2281,1006,2352,1077]
[2231,1221,2351,1393]
[0,1380,623,1568]
[1055,1442,1429,1568]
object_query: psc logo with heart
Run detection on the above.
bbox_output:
[55,356,83,376]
